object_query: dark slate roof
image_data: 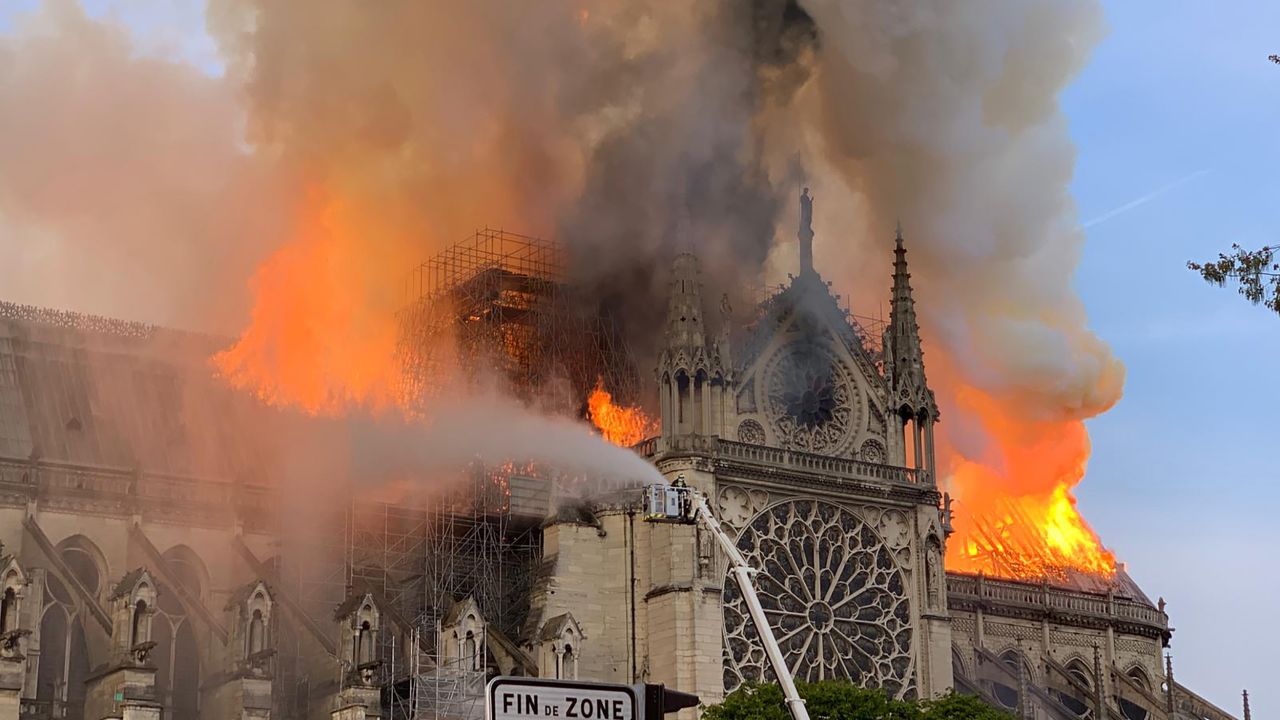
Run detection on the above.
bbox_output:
[0,301,290,481]
[537,613,579,641]
[1057,567,1155,605]
[442,596,480,626]
[333,591,375,620]
[223,580,270,612]
[110,568,149,599]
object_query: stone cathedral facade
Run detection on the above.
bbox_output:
[525,190,951,708]
[0,191,1242,720]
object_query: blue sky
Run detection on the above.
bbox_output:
[0,0,1273,716]
[0,0,221,72]
[1068,2,1279,716]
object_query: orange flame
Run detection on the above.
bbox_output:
[214,192,1114,583]
[942,380,1116,580]
[586,379,657,447]
[213,192,410,416]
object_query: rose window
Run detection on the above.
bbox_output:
[722,500,914,698]
[765,342,856,454]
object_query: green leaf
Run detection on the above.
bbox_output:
[1187,245,1280,315]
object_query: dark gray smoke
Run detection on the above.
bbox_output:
[2,1,1120,522]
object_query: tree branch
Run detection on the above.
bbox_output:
[1188,244,1280,314]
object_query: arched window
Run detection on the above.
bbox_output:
[1000,649,1034,681]
[153,547,207,720]
[248,609,265,656]
[562,643,576,680]
[152,614,174,711]
[37,571,92,717]
[462,630,477,671]
[1066,659,1093,689]
[1,587,15,632]
[68,621,89,712]
[57,537,105,599]
[1052,659,1094,719]
[357,621,373,666]
[675,373,689,427]
[131,599,148,647]
[1126,666,1151,692]
[172,620,200,718]
[36,604,67,701]
[693,370,709,434]
[158,548,205,616]
[992,650,1031,711]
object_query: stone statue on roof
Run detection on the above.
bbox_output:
[799,187,813,236]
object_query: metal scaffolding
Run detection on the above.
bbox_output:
[274,467,543,720]
[354,466,542,720]
[277,230,643,719]
[396,228,642,414]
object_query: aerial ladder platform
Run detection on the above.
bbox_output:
[643,477,811,720]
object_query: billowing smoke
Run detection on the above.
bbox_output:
[200,0,810,390]
[1,0,1123,573]
[783,0,1125,572]
[0,0,287,332]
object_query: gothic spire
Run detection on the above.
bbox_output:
[665,252,706,350]
[657,248,730,441]
[798,187,815,276]
[1243,690,1251,720]
[888,222,937,419]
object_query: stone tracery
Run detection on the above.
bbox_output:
[764,341,859,454]
[722,499,914,698]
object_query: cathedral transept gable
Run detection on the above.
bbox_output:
[731,275,891,459]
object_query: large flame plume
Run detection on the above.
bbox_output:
[787,0,1123,581]
[586,379,659,448]
[213,192,408,415]
[2,1,1124,582]
[942,383,1116,577]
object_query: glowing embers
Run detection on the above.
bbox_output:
[586,378,657,448]
[952,484,1116,581]
[939,385,1118,582]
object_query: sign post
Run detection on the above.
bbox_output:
[488,678,640,720]
[486,677,699,720]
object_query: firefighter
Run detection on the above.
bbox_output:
[672,474,692,520]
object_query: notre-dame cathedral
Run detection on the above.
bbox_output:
[0,191,1239,720]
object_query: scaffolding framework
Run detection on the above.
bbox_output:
[396,229,642,413]
[278,230,644,719]
[276,468,542,720]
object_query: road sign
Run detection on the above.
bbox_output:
[488,678,640,720]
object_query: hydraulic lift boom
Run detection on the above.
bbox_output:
[643,478,811,720]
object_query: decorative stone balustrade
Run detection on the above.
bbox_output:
[633,435,926,487]
[946,571,1169,638]
[0,456,273,527]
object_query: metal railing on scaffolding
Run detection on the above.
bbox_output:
[385,624,488,720]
